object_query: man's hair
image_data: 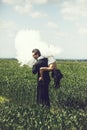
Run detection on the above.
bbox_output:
[32,49,41,56]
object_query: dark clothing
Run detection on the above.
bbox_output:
[37,80,50,107]
[32,57,50,107]
[51,69,63,88]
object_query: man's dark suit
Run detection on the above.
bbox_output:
[32,57,50,107]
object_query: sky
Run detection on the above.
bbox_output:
[0,0,87,62]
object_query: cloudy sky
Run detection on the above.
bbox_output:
[0,0,87,60]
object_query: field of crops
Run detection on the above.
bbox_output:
[0,59,87,130]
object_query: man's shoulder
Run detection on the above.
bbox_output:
[37,57,48,66]
[38,56,48,61]
[38,56,45,60]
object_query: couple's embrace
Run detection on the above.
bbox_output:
[32,49,63,107]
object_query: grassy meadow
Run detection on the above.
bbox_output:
[0,59,87,130]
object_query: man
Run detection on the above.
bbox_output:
[32,49,50,107]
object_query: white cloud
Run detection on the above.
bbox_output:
[2,0,48,5]
[55,31,67,38]
[15,29,62,65]
[14,4,32,14]
[0,20,16,30]
[14,4,47,18]
[47,21,58,29]
[78,27,87,34]
[0,20,17,37]
[61,0,87,21]
[2,0,12,4]
[2,0,48,18]
[2,0,19,5]
[30,11,47,18]
[30,0,48,4]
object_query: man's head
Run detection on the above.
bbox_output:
[32,49,41,59]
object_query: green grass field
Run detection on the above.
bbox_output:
[0,59,87,130]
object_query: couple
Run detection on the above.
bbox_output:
[32,48,63,107]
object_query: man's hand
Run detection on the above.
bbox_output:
[39,77,44,81]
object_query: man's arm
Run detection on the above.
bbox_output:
[32,60,42,74]
[32,62,39,74]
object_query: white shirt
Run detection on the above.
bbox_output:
[48,56,56,65]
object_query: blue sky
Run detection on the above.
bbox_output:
[0,0,87,60]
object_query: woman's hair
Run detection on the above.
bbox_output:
[32,49,41,56]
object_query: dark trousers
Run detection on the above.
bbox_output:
[37,80,50,107]
[52,69,63,88]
